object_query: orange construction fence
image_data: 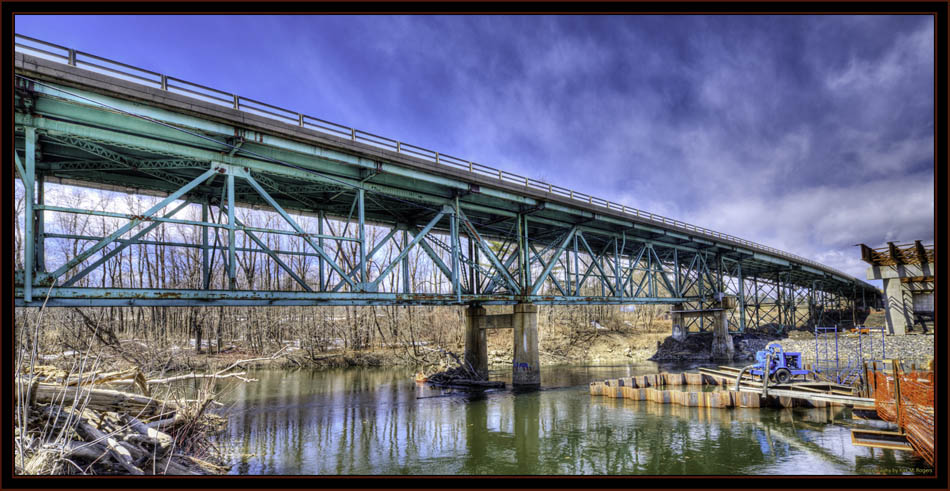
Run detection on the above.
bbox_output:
[871,366,934,467]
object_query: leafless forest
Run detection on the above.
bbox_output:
[14,181,668,369]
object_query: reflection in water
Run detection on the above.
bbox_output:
[212,365,930,475]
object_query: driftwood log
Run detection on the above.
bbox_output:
[21,382,178,418]
[21,396,226,475]
[426,365,505,390]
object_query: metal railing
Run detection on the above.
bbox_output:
[14,33,860,282]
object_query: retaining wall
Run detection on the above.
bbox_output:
[590,371,836,409]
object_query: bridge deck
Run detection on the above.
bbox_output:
[13,35,880,322]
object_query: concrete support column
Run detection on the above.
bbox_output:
[671,303,686,342]
[711,297,735,362]
[464,305,488,380]
[883,278,910,336]
[512,303,540,388]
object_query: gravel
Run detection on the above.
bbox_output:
[652,329,934,366]
[775,332,934,367]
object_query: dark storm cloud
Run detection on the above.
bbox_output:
[14,15,934,282]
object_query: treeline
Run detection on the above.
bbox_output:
[14,181,668,363]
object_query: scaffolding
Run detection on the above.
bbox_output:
[813,325,887,385]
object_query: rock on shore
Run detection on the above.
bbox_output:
[650,329,934,365]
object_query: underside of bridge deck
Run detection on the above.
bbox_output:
[12,38,881,337]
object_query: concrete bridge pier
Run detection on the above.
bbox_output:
[671,303,687,342]
[513,303,540,388]
[711,296,736,362]
[464,305,489,380]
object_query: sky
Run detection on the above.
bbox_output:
[14,15,935,285]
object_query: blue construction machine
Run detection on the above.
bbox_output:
[744,343,811,384]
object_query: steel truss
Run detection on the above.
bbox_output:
[13,68,881,332]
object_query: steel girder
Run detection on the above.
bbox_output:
[13,74,881,319]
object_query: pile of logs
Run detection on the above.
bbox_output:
[426,365,505,390]
[15,366,235,475]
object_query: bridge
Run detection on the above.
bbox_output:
[13,35,881,386]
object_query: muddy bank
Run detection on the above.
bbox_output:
[649,331,781,363]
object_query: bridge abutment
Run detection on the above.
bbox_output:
[464,305,489,380]
[512,303,540,388]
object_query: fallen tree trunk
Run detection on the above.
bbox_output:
[74,417,144,475]
[20,381,177,417]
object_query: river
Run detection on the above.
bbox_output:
[209,363,930,475]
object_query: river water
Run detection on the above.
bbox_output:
[210,363,930,475]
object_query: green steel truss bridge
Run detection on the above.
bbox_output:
[13,35,881,336]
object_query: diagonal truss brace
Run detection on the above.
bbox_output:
[371,208,448,290]
[43,166,218,284]
[243,171,356,289]
[529,226,577,295]
[458,207,521,295]
[60,199,194,287]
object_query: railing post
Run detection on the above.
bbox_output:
[68,49,76,66]
[298,113,304,127]
[351,128,356,141]
[161,74,168,90]
[232,94,239,110]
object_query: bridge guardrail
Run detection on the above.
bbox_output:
[14,33,860,282]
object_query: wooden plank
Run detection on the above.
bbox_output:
[851,429,914,452]
[738,386,872,406]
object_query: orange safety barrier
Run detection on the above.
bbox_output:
[871,366,934,467]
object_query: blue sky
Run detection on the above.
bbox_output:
[15,15,935,284]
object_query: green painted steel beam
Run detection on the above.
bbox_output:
[26,83,810,275]
[44,166,217,284]
[14,78,879,305]
[244,172,355,289]
[20,112,852,296]
[60,199,193,287]
[14,286,692,306]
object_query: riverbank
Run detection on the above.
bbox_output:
[650,328,934,366]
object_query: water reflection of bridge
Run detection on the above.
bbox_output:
[216,368,924,475]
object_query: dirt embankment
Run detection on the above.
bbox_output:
[649,330,781,363]
[483,324,671,367]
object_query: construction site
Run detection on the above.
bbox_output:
[591,240,936,470]
[11,12,937,479]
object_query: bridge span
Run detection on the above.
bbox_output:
[13,35,880,386]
